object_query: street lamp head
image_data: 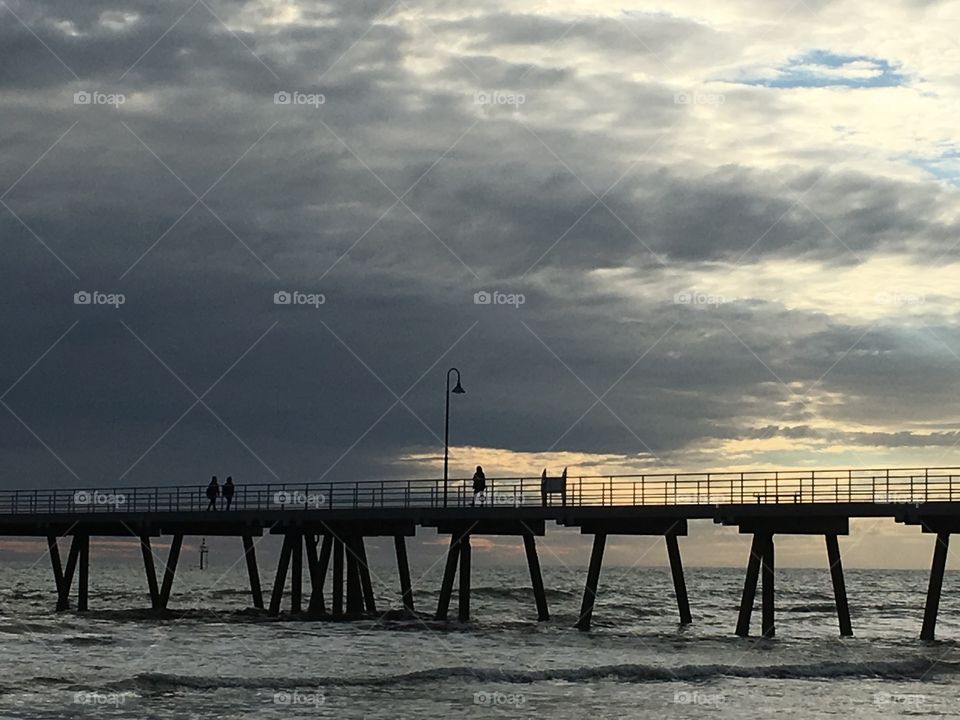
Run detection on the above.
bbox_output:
[447,367,465,394]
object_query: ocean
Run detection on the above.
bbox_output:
[1,552,958,719]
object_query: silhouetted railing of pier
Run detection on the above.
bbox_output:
[5,466,960,514]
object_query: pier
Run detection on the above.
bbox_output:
[5,466,960,639]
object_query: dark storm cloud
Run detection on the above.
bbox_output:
[2,0,960,491]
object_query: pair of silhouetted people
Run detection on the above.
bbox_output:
[206,476,235,510]
[471,465,486,506]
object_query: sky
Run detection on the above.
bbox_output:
[2,0,960,567]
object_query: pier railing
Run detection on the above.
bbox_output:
[3,466,960,514]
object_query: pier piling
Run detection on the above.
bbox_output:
[736,533,764,637]
[57,535,81,612]
[458,533,471,622]
[291,533,303,614]
[761,533,775,638]
[312,534,333,614]
[921,532,950,641]
[77,534,90,612]
[332,538,345,617]
[523,534,549,621]
[305,534,325,615]
[47,535,65,604]
[395,535,415,611]
[576,533,606,631]
[357,538,377,613]
[436,532,462,620]
[346,537,364,615]
[242,535,264,610]
[825,534,852,636]
[666,534,692,625]
[140,535,161,610]
[268,534,293,616]
[158,534,182,611]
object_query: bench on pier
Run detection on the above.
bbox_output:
[541,468,567,507]
[753,491,799,504]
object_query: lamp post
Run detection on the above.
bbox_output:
[443,367,465,508]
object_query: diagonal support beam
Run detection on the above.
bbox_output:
[576,533,606,631]
[395,535,415,612]
[158,534,183,610]
[921,532,950,641]
[356,537,377,614]
[140,535,161,610]
[523,534,549,621]
[269,534,293,616]
[666,534,692,625]
[825,534,852,636]
[305,534,326,615]
[242,535,264,610]
[345,536,364,615]
[47,535,65,601]
[57,535,81,612]
[435,531,462,620]
[736,533,764,637]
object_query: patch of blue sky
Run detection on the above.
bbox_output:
[910,150,960,186]
[742,50,906,88]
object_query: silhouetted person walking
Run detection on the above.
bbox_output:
[472,465,486,506]
[206,476,220,511]
[222,476,235,510]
